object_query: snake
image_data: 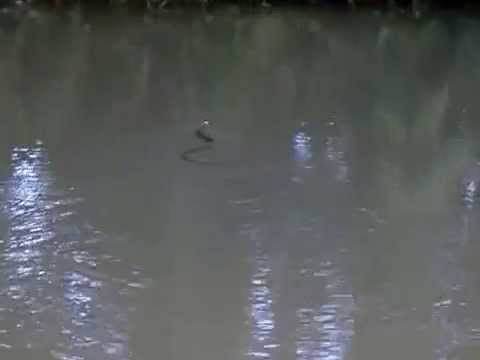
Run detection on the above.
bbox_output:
[181,120,224,165]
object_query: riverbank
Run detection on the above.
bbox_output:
[1,0,480,19]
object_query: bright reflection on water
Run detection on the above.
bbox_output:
[247,240,278,359]
[296,296,355,360]
[5,142,52,279]
[294,257,354,360]
[293,122,313,167]
[0,143,144,358]
[463,179,477,209]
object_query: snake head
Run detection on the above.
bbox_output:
[196,120,214,142]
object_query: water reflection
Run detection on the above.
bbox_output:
[463,179,477,209]
[6,142,51,267]
[295,261,354,360]
[247,234,279,360]
[431,182,480,360]
[293,122,313,168]
[324,125,349,184]
[3,142,56,350]
[0,142,142,358]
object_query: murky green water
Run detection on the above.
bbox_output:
[1,5,480,360]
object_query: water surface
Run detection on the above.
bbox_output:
[1,6,480,360]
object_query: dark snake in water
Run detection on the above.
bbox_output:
[181,120,222,165]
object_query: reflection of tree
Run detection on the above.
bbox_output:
[346,18,480,360]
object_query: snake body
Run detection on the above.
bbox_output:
[181,121,222,165]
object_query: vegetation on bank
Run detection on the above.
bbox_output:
[1,0,480,15]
